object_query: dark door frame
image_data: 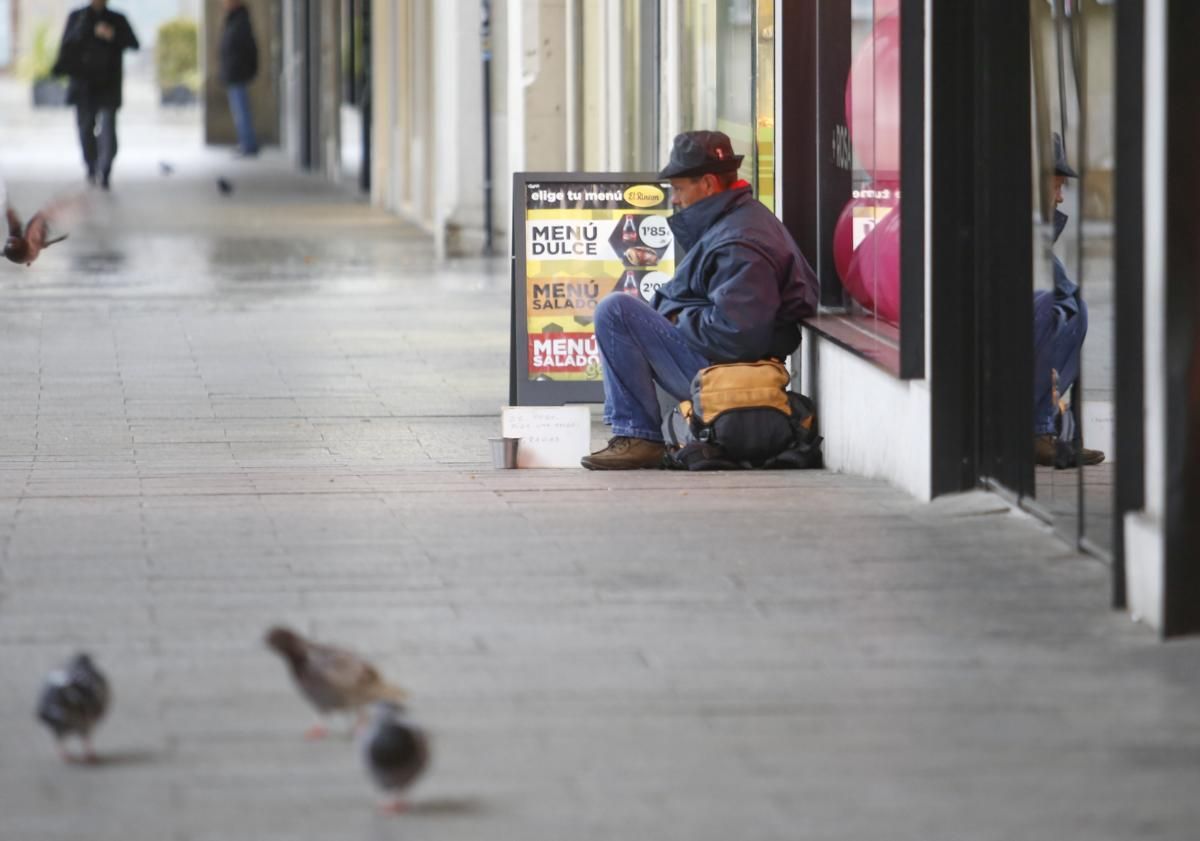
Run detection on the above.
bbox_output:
[1162,0,1200,637]
[929,0,1033,498]
[1112,0,1144,609]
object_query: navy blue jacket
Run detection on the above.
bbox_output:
[52,6,139,109]
[653,184,819,362]
[219,5,259,86]
[1050,210,1080,319]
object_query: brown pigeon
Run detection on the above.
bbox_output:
[265,626,410,739]
[4,198,75,266]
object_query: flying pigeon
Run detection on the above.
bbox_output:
[5,205,69,266]
[360,701,430,814]
[265,626,410,739]
[36,653,110,763]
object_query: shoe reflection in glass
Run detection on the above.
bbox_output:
[1034,368,1105,468]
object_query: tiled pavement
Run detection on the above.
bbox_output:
[1,84,1199,841]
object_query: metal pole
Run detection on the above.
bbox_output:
[481,0,495,255]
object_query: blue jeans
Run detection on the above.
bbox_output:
[1032,290,1088,435]
[75,101,117,179]
[226,84,258,154]
[594,294,709,442]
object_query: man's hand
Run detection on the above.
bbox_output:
[94,22,115,41]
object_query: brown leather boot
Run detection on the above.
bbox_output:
[1034,434,1106,467]
[581,436,666,470]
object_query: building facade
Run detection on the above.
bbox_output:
[267,0,1197,637]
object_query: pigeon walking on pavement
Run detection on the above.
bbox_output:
[36,653,110,763]
[265,626,410,739]
[361,701,430,814]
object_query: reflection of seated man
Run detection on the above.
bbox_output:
[581,130,820,470]
[1033,134,1104,466]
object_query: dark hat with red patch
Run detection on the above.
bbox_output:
[659,130,745,179]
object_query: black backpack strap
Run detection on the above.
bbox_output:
[664,441,743,471]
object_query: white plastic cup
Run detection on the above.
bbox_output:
[489,437,520,469]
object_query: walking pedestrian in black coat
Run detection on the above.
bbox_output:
[51,1,139,190]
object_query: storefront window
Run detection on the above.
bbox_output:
[1029,0,1116,554]
[805,0,906,371]
[678,0,775,208]
[621,0,662,171]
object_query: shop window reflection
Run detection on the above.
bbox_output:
[810,0,905,374]
[677,0,774,208]
[1029,0,1116,555]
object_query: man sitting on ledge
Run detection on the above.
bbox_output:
[582,130,820,470]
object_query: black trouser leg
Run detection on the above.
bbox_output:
[95,108,118,183]
[75,100,99,178]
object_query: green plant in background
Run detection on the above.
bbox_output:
[18,22,58,82]
[156,18,200,92]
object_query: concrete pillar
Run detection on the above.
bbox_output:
[502,0,568,249]
[431,0,487,256]
[317,0,340,175]
[370,0,569,251]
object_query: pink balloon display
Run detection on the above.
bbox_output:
[845,14,902,182]
[846,201,902,324]
[874,0,900,19]
[832,200,861,295]
[833,187,899,308]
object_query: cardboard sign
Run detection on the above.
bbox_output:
[511,172,676,406]
[500,405,592,468]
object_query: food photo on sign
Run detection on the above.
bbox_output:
[607,211,675,304]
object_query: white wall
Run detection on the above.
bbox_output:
[1124,0,1167,631]
[801,335,933,501]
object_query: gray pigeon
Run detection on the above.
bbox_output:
[265,626,410,739]
[360,701,430,813]
[36,653,110,763]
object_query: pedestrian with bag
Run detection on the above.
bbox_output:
[52,0,139,190]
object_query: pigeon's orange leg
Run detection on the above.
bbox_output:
[304,721,329,740]
[377,797,410,815]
